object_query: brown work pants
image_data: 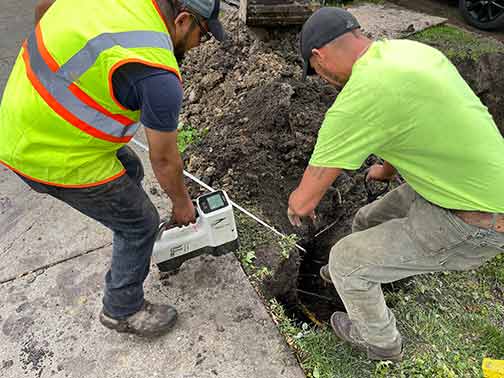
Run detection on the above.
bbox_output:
[328,184,504,351]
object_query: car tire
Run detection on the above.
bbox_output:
[459,0,504,30]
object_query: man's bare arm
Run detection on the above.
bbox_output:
[144,127,195,225]
[35,0,55,23]
[288,165,342,217]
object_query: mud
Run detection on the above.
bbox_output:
[253,240,301,304]
[180,9,504,321]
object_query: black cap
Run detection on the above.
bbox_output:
[300,8,360,79]
[181,0,225,41]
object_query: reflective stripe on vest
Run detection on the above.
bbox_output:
[23,27,175,143]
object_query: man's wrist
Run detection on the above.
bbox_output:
[170,193,192,208]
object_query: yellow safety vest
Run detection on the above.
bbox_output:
[0,0,181,187]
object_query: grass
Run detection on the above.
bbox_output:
[323,3,504,61]
[268,261,504,378]
[411,25,504,60]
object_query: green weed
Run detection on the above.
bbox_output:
[254,266,273,280]
[279,234,301,259]
[237,248,256,272]
[177,124,207,152]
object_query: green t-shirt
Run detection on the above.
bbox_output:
[310,39,504,212]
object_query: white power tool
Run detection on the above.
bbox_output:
[152,190,239,272]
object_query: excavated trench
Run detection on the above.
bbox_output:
[240,167,403,325]
[280,179,402,325]
[288,236,347,324]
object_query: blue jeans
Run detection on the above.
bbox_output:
[18,146,160,319]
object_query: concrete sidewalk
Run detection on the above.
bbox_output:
[0,223,302,378]
[0,1,304,377]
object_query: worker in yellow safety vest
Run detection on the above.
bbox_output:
[0,0,225,337]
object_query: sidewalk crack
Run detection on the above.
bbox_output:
[0,242,112,285]
[1,221,36,256]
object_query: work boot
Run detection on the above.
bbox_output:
[319,265,333,284]
[330,312,403,362]
[330,311,367,351]
[99,300,177,337]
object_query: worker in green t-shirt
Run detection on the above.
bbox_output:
[288,8,504,362]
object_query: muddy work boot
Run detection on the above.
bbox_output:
[330,312,403,362]
[319,265,333,284]
[99,300,178,337]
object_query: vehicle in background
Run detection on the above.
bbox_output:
[459,0,504,29]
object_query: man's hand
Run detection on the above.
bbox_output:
[287,207,316,227]
[288,165,341,225]
[366,162,397,182]
[172,199,196,226]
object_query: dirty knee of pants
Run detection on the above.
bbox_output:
[329,235,365,279]
[352,207,369,233]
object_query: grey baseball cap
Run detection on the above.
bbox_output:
[180,0,225,41]
[300,7,360,79]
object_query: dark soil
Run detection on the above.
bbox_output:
[454,54,504,135]
[180,8,504,322]
[182,11,372,236]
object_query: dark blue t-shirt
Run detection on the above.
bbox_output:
[111,63,182,132]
